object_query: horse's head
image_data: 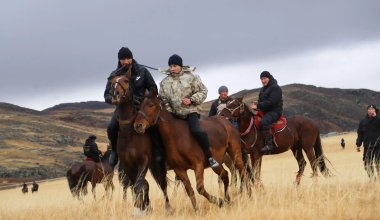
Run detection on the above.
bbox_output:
[219,97,245,120]
[109,73,132,104]
[134,90,161,134]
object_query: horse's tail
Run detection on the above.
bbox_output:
[314,134,333,177]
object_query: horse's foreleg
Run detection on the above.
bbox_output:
[104,176,114,199]
[149,161,171,212]
[291,147,307,185]
[226,138,252,195]
[118,167,130,200]
[251,151,263,189]
[175,169,198,212]
[133,165,150,213]
[196,165,225,207]
[222,153,238,187]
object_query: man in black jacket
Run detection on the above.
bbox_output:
[356,104,380,180]
[104,47,162,166]
[83,135,102,162]
[208,85,233,117]
[251,71,283,153]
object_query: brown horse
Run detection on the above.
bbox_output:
[31,181,39,193]
[133,91,251,211]
[109,73,170,215]
[219,97,332,185]
[21,183,28,194]
[66,149,114,199]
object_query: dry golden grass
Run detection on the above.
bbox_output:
[0,132,379,220]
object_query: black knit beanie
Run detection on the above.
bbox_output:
[367,104,377,110]
[118,47,133,60]
[260,71,272,78]
[168,54,183,66]
[218,85,228,94]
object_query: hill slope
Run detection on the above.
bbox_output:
[0,84,379,181]
[202,84,380,133]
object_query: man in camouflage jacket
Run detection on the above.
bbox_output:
[159,54,219,168]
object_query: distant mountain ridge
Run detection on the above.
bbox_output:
[0,84,379,181]
[43,101,111,112]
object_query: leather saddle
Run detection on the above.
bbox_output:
[254,111,287,133]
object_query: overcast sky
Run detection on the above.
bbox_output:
[1,0,379,110]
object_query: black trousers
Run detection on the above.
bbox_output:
[260,111,280,131]
[187,113,212,158]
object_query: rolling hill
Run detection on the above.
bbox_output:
[0,84,379,182]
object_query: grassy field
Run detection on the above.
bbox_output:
[0,132,379,220]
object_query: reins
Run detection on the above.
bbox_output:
[137,103,162,125]
[223,100,258,148]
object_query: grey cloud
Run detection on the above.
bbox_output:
[1,0,379,108]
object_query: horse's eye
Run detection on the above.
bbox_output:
[124,80,129,83]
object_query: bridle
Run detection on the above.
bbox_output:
[222,99,245,117]
[111,76,130,99]
[137,102,162,126]
[222,100,256,139]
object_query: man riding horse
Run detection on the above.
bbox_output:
[104,47,163,166]
[209,86,233,116]
[83,135,102,162]
[159,54,219,168]
[251,71,283,154]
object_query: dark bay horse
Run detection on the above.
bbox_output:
[109,73,170,215]
[66,149,114,199]
[219,97,332,185]
[31,181,39,193]
[22,183,28,194]
[133,91,251,211]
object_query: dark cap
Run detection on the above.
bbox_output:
[168,54,183,67]
[260,71,272,79]
[218,85,228,94]
[367,104,377,110]
[118,47,133,60]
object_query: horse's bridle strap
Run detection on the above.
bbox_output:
[137,107,162,125]
[118,118,134,125]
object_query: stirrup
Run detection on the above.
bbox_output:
[260,145,274,153]
[208,157,219,168]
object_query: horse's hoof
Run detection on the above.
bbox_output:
[132,206,152,217]
[165,206,174,215]
[224,195,231,204]
[193,207,199,214]
[218,198,224,208]
[224,198,231,205]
